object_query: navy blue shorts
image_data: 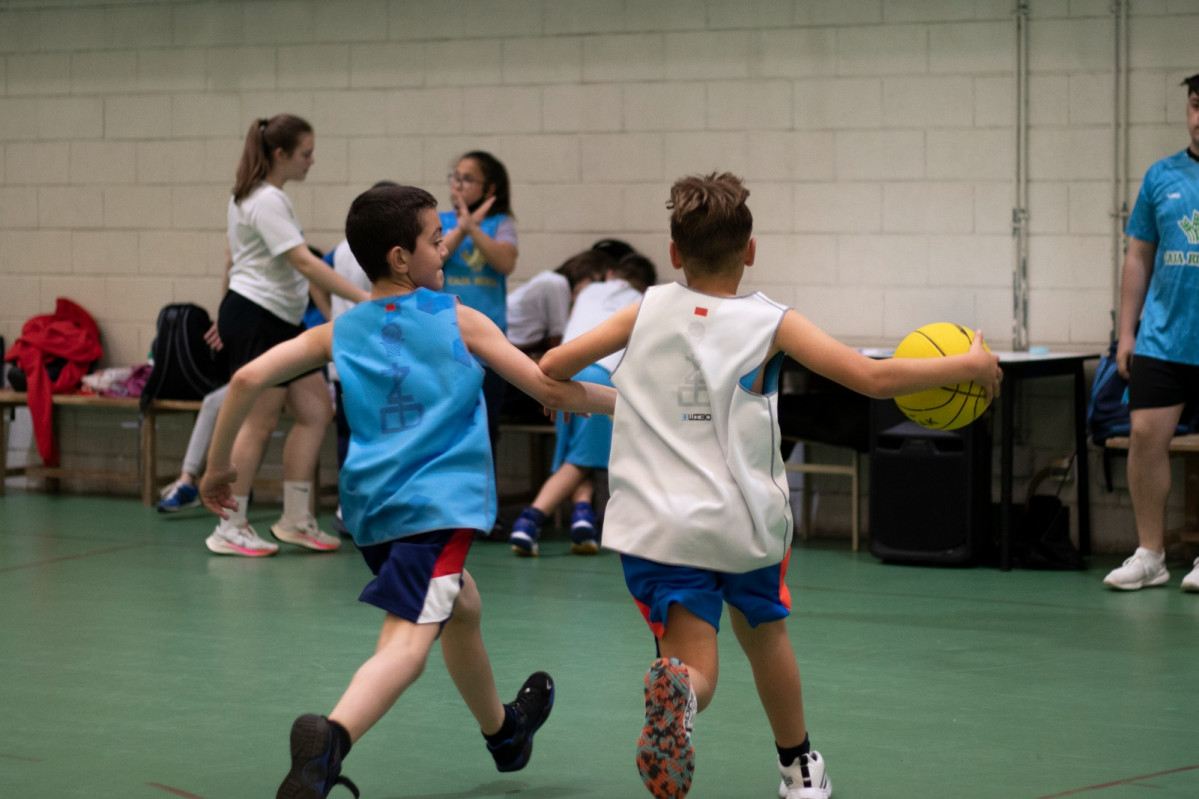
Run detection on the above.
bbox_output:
[357,529,474,624]
[620,551,792,637]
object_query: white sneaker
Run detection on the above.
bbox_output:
[1181,557,1199,593]
[778,750,832,799]
[270,517,341,551]
[1103,547,1169,590]
[206,522,279,557]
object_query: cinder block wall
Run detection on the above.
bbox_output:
[2,0,1196,553]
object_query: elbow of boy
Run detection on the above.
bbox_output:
[538,351,567,380]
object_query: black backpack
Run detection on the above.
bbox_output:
[140,304,228,410]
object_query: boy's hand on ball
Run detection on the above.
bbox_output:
[970,330,1002,400]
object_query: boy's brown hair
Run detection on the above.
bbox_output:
[667,172,753,272]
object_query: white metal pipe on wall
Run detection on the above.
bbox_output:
[1012,0,1030,352]
[1110,0,1131,341]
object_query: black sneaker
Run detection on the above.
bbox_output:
[277,714,359,799]
[486,671,555,772]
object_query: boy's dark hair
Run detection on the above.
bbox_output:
[345,184,438,283]
[1182,73,1199,96]
[555,249,615,289]
[591,238,636,261]
[668,172,753,272]
[612,253,658,293]
[460,150,512,217]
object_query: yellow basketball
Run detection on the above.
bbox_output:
[892,322,990,430]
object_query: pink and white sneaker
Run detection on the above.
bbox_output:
[270,517,341,552]
[205,522,279,557]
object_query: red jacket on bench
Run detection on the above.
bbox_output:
[3,298,103,466]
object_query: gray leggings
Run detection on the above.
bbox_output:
[181,384,228,478]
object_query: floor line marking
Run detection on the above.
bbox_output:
[147,783,204,798]
[0,753,42,761]
[0,543,152,574]
[1037,764,1199,797]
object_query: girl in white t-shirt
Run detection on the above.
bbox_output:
[205,114,370,558]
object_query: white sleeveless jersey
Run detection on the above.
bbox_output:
[605,282,793,573]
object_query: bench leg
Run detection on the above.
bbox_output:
[140,410,156,506]
[0,405,8,497]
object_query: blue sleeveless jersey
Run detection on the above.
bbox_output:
[332,289,495,545]
[1126,149,1199,366]
[440,211,508,331]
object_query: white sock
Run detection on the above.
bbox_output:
[282,480,313,522]
[222,495,250,528]
[1135,546,1164,562]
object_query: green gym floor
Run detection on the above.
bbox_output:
[1,492,1197,799]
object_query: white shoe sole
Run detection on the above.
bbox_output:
[270,524,341,551]
[510,532,538,557]
[205,533,278,557]
[1103,571,1169,590]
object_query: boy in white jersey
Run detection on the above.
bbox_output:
[199,185,615,798]
[540,173,1002,799]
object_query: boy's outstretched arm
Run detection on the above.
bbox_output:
[199,325,334,518]
[774,310,1002,401]
[539,302,639,380]
[457,305,616,416]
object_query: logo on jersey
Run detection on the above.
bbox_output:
[677,354,710,410]
[1178,210,1199,245]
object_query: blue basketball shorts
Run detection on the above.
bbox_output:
[551,364,614,471]
[620,551,792,638]
[356,529,474,624]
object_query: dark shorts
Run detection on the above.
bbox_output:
[217,291,319,386]
[357,529,474,624]
[1128,355,1199,411]
[620,551,792,637]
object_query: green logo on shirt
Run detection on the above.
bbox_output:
[1179,210,1199,245]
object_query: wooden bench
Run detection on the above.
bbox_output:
[0,392,332,510]
[1105,434,1199,550]
[2,389,555,511]
[1,391,209,505]
[496,421,556,506]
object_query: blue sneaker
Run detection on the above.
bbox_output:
[569,501,598,555]
[277,714,358,798]
[510,507,544,557]
[156,480,199,513]
[486,672,555,772]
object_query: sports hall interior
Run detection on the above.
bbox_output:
[1,2,1197,798]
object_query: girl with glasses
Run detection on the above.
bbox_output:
[441,151,518,479]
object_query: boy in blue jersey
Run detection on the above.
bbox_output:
[540,173,1001,799]
[199,184,616,798]
[1104,73,1199,592]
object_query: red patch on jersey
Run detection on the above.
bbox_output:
[385,303,396,312]
[694,307,708,317]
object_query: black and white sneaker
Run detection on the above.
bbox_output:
[486,672,555,772]
[778,750,831,799]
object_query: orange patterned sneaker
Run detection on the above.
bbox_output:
[636,658,697,798]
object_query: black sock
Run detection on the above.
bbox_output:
[329,719,352,757]
[483,706,517,745]
[777,733,810,766]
